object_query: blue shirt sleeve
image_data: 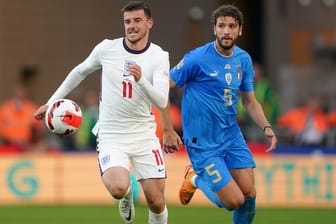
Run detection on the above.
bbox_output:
[170,52,199,87]
[239,54,254,92]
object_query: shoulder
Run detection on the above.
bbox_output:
[148,42,169,60]
[234,46,253,62]
[149,42,168,54]
[95,38,122,49]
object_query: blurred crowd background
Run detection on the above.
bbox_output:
[0,0,336,153]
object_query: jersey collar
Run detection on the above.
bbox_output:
[123,38,151,54]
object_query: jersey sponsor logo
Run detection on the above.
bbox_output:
[225,73,232,85]
[210,71,218,77]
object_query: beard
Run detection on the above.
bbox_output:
[216,36,236,51]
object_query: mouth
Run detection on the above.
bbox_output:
[128,29,138,35]
[222,36,232,41]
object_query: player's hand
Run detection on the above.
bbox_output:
[162,128,183,153]
[34,104,49,120]
[127,64,142,82]
[264,127,277,152]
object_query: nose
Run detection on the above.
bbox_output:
[128,20,137,28]
[223,26,230,34]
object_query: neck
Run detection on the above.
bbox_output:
[124,36,149,51]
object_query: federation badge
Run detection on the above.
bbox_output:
[237,66,242,80]
[123,60,136,77]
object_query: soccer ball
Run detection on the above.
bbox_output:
[45,99,82,135]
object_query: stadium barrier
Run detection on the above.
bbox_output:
[0,148,336,207]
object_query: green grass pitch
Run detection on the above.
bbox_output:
[0,204,335,224]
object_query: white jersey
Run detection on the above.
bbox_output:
[47,38,170,143]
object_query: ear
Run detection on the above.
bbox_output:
[239,27,243,36]
[148,18,154,29]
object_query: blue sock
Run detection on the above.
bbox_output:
[233,197,256,224]
[195,176,227,209]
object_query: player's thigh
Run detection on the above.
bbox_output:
[216,178,245,209]
[192,155,232,192]
[230,168,256,197]
[98,141,131,195]
[225,136,256,196]
[139,178,166,212]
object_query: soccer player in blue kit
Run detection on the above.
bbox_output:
[164,4,277,224]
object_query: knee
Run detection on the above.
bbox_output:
[243,186,256,198]
[222,194,245,210]
[104,182,129,199]
[111,186,128,199]
[147,196,166,213]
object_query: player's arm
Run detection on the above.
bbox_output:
[240,91,277,152]
[34,41,103,120]
[129,53,170,110]
[160,78,183,153]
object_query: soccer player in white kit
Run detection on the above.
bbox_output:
[34,1,182,223]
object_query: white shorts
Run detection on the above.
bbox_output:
[97,137,166,180]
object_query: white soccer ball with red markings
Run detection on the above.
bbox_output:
[45,99,82,135]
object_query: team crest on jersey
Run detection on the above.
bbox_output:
[237,66,242,80]
[225,73,232,85]
[123,60,136,77]
[176,59,184,70]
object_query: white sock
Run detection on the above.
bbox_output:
[148,206,168,224]
[190,175,197,187]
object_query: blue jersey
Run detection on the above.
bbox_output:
[170,42,254,150]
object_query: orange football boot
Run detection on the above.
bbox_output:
[179,165,197,205]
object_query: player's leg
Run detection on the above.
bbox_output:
[231,168,256,224]
[140,178,168,224]
[102,167,135,224]
[225,135,257,224]
[132,139,168,224]
[98,141,135,223]
[102,167,131,199]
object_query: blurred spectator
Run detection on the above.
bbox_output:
[237,62,280,141]
[329,109,336,127]
[0,83,46,152]
[276,96,329,146]
[74,90,99,151]
[327,109,336,146]
[152,102,182,145]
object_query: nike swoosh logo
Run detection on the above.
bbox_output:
[123,73,132,77]
[125,206,132,221]
[158,168,165,172]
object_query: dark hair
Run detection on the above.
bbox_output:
[121,1,152,19]
[210,4,244,26]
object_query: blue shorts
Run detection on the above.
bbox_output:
[185,132,256,192]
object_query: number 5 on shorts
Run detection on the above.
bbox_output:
[205,163,222,184]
